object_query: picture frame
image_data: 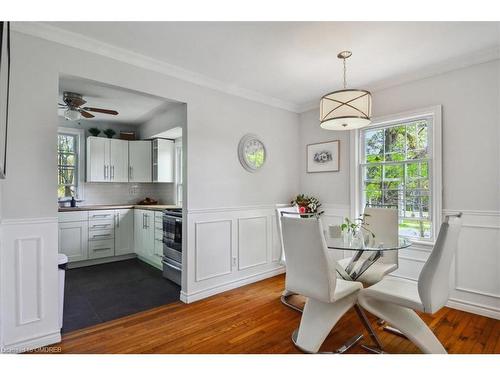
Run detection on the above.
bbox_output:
[306,140,340,173]
[0,22,11,179]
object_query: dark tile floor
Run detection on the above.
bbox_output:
[63,258,180,333]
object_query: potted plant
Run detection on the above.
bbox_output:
[88,127,101,137]
[340,214,375,247]
[290,194,324,217]
[103,128,116,139]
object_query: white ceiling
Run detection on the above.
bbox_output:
[48,22,500,111]
[58,76,174,124]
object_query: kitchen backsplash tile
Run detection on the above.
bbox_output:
[81,183,175,205]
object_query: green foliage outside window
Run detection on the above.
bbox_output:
[362,120,431,239]
[58,134,78,199]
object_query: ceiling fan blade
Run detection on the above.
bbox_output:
[82,107,119,115]
[79,110,95,119]
[58,103,67,107]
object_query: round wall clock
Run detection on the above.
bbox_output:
[238,134,266,172]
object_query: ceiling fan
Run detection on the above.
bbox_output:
[58,92,119,121]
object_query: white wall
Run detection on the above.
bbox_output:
[0,31,300,351]
[139,103,186,139]
[298,60,500,319]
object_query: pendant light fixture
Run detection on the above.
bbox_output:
[320,51,372,130]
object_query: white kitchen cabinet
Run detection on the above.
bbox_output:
[115,209,134,256]
[109,139,129,182]
[152,138,174,183]
[133,209,160,269]
[86,136,108,182]
[58,220,89,262]
[129,140,152,182]
[87,137,129,182]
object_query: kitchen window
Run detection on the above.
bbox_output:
[58,127,84,201]
[354,106,442,243]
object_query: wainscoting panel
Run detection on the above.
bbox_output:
[185,205,286,303]
[238,217,268,271]
[194,220,232,282]
[0,217,61,352]
[15,237,43,325]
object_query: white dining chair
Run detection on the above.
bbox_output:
[281,216,363,353]
[357,213,463,354]
[338,207,399,285]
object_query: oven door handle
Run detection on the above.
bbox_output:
[162,260,182,272]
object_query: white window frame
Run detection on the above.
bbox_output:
[350,105,442,245]
[57,126,85,201]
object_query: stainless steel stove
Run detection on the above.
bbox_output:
[162,208,182,285]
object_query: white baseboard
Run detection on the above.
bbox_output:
[181,267,285,303]
[447,298,500,320]
[2,331,61,354]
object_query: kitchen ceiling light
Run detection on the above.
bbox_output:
[320,51,372,130]
[64,108,81,121]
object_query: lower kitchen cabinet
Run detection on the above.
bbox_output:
[58,220,89,262]
[115,209,134,255]
[134,209,162,269]
[59,208,163,269]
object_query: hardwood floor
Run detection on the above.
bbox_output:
[42,275,500,354]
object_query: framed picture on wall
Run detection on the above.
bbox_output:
[0,22,11,179]
[306,140,340,173]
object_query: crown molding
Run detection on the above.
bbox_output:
[11,22,500,115]
[11,22,302,113]
[296,45,500,113]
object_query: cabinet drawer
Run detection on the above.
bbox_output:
[89,228,114,241]
[58,211,88,222]
[89,239,115,259]
[89,219,115,231]
[88,210,115,220]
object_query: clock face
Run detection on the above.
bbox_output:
[238,135,266,172]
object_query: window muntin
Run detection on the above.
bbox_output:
[360,118,432,240]
[58,132,79,200]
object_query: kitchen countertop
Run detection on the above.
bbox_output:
[58,204,181,212]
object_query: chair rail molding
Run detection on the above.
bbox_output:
[0,217,61,352]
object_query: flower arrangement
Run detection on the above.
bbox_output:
[290,194,324,216]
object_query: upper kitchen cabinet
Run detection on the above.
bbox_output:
[152,138,174,183]
[129,140,152,182]
[86,136,129,182]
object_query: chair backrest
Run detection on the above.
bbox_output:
[281,216,337,302]
[364,207,399,265]
[418,214,463,314]
[275,206,299,264]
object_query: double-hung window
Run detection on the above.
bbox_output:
[58,127,84,201]
[356,106,442,243]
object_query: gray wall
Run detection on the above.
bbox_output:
[1,31,300,220]
[298,59,500,211]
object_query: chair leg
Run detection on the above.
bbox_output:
[358,294,446,354]
[293,294,358,353]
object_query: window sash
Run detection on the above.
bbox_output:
[57,129,83,200]
[360,116,434,241]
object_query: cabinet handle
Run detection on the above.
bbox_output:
[92,234,111,238]
[111,165,115,180]
[92,214,111,218]
[104,165,107,179]
[116,212,120,228]
[93,247,111,252]
[91,224,109,228]
[142,213,146,229]
[129,166,133,181]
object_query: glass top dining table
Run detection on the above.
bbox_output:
[325,234,412,281]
